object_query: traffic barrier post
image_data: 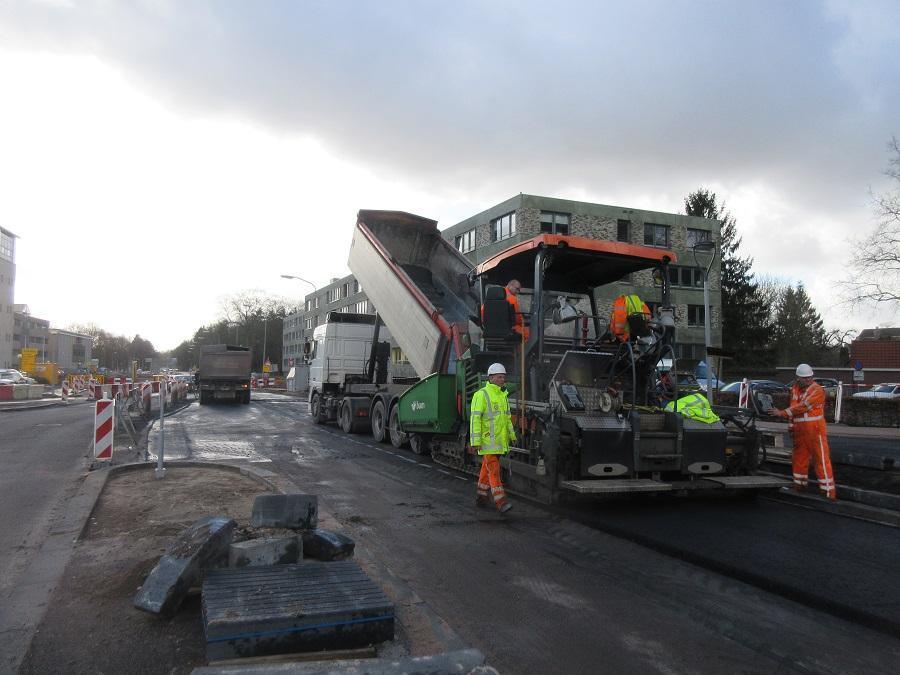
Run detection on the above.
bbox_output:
[94,399,114,460]
[738,378,749,409]
[834,381,844,424]
[61,381,69,403]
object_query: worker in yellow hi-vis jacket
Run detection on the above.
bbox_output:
[471,362,515,513]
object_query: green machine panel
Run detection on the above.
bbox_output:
[397,374,459,434]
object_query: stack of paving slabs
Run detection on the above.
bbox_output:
[201,493,392,660]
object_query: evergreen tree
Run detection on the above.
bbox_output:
[684,189,773,368]
[772,283,829,365]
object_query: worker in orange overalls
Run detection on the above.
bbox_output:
[504,279,529,341]
[773,363,836,500]
[609,294,651,342]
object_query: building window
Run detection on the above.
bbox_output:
[617,219,631,242]
[540,211,570,235]
[687,304,706,326]
[686,228,712,249]
[354,300,369,314]
[643,223,669,247]
[304,317,314,329]
[391,347,410,364]
[655,265,704,288]
[353,279,360,293]
[455,228,476,253]
[325,288,339,303]
[675,343,706,361]
[491,212,516,242]
[0,231,14,262]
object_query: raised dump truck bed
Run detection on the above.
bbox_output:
[348,210,476,378]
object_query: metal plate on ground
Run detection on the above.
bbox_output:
[703,475,792,489]
[202,560,394,661]
[561,479,674,494]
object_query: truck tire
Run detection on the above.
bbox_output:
[409,434,430,456]
[371,400,387,443]
[340,401,354,434]
[310,392,324,424]
[388,404,409,449]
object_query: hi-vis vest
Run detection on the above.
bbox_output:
[610,294,650,342]
[665,393,720,424]
[470,382,515,455]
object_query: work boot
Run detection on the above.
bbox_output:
[498,501,513,514]
[475,495,490,508]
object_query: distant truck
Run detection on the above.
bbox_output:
[198,344,252,405]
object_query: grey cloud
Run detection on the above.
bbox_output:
[1,0,898,215]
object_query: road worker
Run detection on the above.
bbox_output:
[610,293,651,342]
[471,362,515,513]
[504,279,529,341]
[773,363,836,500]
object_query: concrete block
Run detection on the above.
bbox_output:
[12,384,28,400]
[202,561,394,661]
[134,515,235,617]
[250,494,317,530]
[27,384,44,400]
[302,529,355,561]
[229,536,302,567]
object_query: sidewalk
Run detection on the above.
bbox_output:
[15,461,468,674]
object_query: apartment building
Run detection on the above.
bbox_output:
[0,227,16,368]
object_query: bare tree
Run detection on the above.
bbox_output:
[841,137,900,307]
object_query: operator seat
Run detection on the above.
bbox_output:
[481,285,516,340]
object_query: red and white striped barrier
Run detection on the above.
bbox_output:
[738,378,749,409]
[61,381,69,403]
[94,399,114,460]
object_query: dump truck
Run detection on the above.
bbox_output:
[336,209,787,502]
[307,311,421,446]
[198,344,252,404]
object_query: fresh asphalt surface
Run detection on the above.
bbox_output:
[147,392,900,673]
[0,401,93,671]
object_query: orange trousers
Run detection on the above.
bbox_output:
[791,421,836,500]
[477,454,508,510]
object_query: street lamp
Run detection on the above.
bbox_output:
[691,239,718,402]
[280,274,316,294]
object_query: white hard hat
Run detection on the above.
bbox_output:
[795,363,814,377]
[487,363,507,376]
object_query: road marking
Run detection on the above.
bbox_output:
[437,469,452,476]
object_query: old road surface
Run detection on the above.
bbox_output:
[0,402,94,671]
[152,391,900,674]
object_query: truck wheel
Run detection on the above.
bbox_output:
[340,401,355,434]
[409,434,430,456]
[388,404,409,449]
[310,392,324,424]
[371,400,387,443]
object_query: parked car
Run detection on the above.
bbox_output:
[851,383,900,400]
[814,377,841,388]
[693,361,723,391]
[720,379,790,394]
[0,368,35,384]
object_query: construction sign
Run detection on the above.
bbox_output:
[263,359,271,373]
[19,347,39,374]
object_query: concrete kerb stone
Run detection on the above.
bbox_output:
[191,648,488,674]
[134,516,237,617]
[229,536,303,567]
[251,494,318,530]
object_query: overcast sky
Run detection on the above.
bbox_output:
[1,0,898,350]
